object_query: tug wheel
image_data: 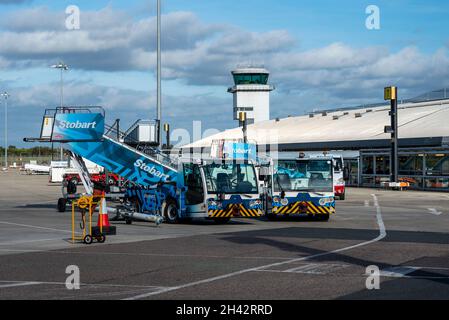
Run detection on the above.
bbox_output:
[83,235,93,245]
[57,198,67,213]
[163,199,179,224]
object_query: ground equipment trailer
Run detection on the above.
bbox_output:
[304,154,347,200]
[331,155,346,200]
[261,156,336,221]
[26,107,263,224]
[64,172,122,187]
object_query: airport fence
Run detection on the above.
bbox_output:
[0,156,54,167]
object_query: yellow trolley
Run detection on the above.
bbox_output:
[71,195,106,245]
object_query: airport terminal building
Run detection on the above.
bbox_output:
[185,87,449,192]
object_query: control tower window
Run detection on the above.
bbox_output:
[233,74,268,85]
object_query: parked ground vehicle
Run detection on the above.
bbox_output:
[49,160,102,183]
[26,107,263,224]
[332,155,346,200]
[181,158,262,223]
[64,172,122,186]
[261,156,336,221]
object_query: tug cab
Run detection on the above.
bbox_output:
[177,158,262,224]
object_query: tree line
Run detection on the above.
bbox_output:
[0,146,58,157]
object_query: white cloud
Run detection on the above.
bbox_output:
[1,6,63,31]
[2,5,449,146]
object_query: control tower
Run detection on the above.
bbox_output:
[228,67,275,126]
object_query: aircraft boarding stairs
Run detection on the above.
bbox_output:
[24,107,181,224]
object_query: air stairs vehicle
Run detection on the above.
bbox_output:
[260,155,336,221]
[25,107,263,224]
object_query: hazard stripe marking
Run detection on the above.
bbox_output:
[289,202,300,214]
[239,204,249,216]
[308,202,317,214]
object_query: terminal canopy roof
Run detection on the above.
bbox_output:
[184,99,449,151]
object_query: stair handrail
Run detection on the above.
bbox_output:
[104,123,179,170]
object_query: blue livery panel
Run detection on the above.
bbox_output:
[67,136,178,186]
[52,113,105,142]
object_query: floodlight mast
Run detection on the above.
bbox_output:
[157,0,162,147]
[1,92,9,169]
[51,62,69,161]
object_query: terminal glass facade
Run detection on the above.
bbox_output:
[359,148,449,191]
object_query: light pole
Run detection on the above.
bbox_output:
[239,112,248,144]
[1,92,9,170]
[157,0,162,147]
[384,86,399,184]
[51,62,69,161]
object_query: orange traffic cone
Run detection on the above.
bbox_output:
[96,196,116,236]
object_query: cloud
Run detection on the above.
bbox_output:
[1,81,232,147]
[1,7,63,31]
[0,7,225,72]
[4,5,447,97]
[2,5,449,146]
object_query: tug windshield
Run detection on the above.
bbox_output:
[203,162,258,194]
[274,159,333,193]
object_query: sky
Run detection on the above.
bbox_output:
[0,0,449,147]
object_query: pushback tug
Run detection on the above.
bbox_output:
[260,154,336,221]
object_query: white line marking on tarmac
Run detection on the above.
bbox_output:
[0,249,42,253]
[380,267,421,278]
[63,251,299,261]
[282,263,349,274]
[0,247,301,260]
[124,194,387,300]
[0,221,72,233]
[364,200,370,207]
[0,280,171,290]
[0,238,63,246]
[406,266,449,271]
[428,208,443,216]
[283,263,322,273]
[0,282,40,289]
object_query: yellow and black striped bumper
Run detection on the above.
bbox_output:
[209,204,263,218]
[273,201,335,215]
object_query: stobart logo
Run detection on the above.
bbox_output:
[134,159,170,181]
[59,120,97,129]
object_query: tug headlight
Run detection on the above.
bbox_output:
[208,200,222,208]
[250,200,262,208]
[319,197,335,206]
